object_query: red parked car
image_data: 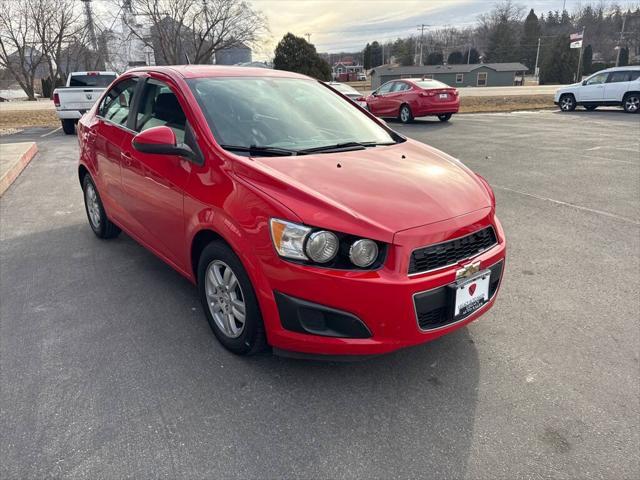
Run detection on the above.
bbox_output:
[77,66,505,358]
[366,78,460,123]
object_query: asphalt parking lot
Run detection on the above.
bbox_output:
[1,110,639,479]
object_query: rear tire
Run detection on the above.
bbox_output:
[559,94,577,112]
[82,175,121,239]
[398,104,413,124]
[438,113,452,122]
[623,93,639,113]
[61,119,75,135]
[197,241,267,356]
[584,105,597,111]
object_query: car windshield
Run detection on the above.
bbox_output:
[188,77,397,154]
[330,83,360,96]
[69,74,116,87]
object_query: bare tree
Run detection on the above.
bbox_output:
[0,0,45,99]
[118,0,267,65]
[31,0,85,89]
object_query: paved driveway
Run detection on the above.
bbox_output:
[1,111,638,479]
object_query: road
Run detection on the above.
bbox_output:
[1,110,639,479]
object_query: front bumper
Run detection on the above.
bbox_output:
[256,208,506,356]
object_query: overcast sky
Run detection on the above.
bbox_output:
[249,0,636,58]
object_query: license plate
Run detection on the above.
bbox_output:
[439,93,448,99]
[454,271,490,318]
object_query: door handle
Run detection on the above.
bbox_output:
[121,151,133,166]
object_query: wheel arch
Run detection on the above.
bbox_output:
[190,228,230,281]
[78,164,89,187]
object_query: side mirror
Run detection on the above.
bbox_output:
[132,126,198,162]
[582,80,587,86]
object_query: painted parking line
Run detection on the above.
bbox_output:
[493,184,640,226]
[40,126,61,138]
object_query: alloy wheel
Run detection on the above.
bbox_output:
[204,260,246,338]
[85,182,101,229]
[560,96,574,111]
[624,95,639,112]
[400,106,410,122]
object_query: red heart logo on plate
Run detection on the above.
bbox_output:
[469,283,477,295]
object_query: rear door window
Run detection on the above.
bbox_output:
[607,71,631,83]
[99,78,138,126]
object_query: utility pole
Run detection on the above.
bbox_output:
[576,26,585,82]
[534,37,541,83]
[417,24,427,66]
[615,12,627,67]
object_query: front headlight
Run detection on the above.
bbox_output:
[270,218,311,260]
[269,218,385,269]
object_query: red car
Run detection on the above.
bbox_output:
[77,66,505,358]
[366,78,460,123]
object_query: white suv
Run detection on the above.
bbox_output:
[554,66,640,113]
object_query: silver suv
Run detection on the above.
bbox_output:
[554,66,640,113]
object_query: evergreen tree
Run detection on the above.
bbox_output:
[618,47,629,66]
[363,43,371,70]
[273,33,332,81]
[520,9,541,72]
[486,14,517,62]
[426,52,444,65]
[540,34,577,84]
[463,47,480,64]
[447,51,464,64]
[582,44,593,74]
[370,41,383,67]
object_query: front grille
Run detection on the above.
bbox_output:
[408,227,497,275]
[417,306,448,330]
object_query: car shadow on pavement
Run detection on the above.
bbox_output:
[1,223,479,479]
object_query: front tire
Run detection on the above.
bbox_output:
[82,175,121,239]
[623,93,639,113]
[197,241,266,355]
[398,104,413,124]
[61,119,75,135]
[559,94,577,112]
[438,113,452,122]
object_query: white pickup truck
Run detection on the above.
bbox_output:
[53,71,117,134]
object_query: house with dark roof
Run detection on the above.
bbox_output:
[370,63,529,89]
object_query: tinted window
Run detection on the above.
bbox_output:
[391,82,409,92]
[99,78,137,126]
[607,71,631,83]
[70,74,116,87]
[630,71,640,81]
[189,77,396,152]
[135,81,187,143]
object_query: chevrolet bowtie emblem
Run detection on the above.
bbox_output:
[456,261,481,280]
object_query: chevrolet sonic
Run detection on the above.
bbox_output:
[77,66,506,358]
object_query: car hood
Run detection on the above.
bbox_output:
[234,140,493,242]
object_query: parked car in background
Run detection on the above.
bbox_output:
[53,71,117,134]
[326,81,367,108]
[555,66,640,113]
[366,78,460,123]
[77,66,505,358]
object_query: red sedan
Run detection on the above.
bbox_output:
[77,66,505,359]
[366,78,460,123]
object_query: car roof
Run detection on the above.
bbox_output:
[596,65,640,73]
[402,78,450,88]
[127,65,310,80]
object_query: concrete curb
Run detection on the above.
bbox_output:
[0,142,38,196]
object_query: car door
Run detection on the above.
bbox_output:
[93,77,139,221]
[369,82,394,115]
[120,76,194,267]
[578,72,608,102]
[603,70,632,102]
[387,81,410,115]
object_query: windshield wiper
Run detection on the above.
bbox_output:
[220,144,300,156]
[299,141,395,154]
